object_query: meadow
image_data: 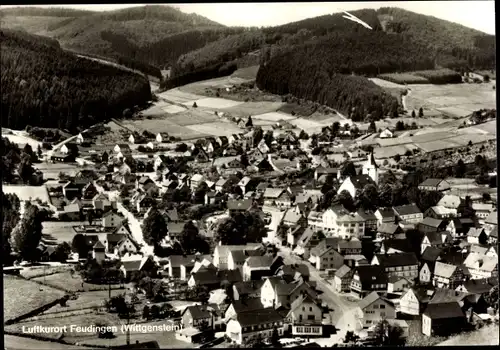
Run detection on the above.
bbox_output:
[3,185,50,203]
[4,275,66,322]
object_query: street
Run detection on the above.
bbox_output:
[279,247,360,343]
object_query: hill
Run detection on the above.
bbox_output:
[0,29,152,132]
[0,5,233,75]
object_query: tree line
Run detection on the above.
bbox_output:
[1,29,152,132]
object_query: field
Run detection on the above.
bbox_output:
[3,185,50,203]
[377,72,429,84]
[221,101,285,116]
[4,275,66,322]
[181,97,244,109]
[253,111,296,122]
[439,323,499,346]
[0,15,73,35]
[4,334,94,350]
[3,130,43,150]
[34,163,81,179]
[32,271,124,293]
[231,65,260,80]
[42,221,88,245]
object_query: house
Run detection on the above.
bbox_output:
[425,206,457,220]
[308,242,344,272]
[375,208,396,227]
[437,194,462,209]
[422,302,467,337]
[228,249,263,272]
[242,256,275,281]
[472,203,494,220]
[393,204,423,224]
[227,199,253,214]
[314,167,339,182]
[263,188,288,208]
[93,193,113,211]
[232,281,265,301]
[455,277,498,297]
[418,217,447,233]
[102,210,124,228]
[120,256,156,280]
[469,244,497,258]
[294,228,320,259]
[276,264,310,283]
[420,231,452,254]
[261,278,318,309]
[213,244,262,270]
[114,237,139,256]
[361,153,379,184]
[371,253,419,280]
[387,276,412,293]
[285,294,323,336]
[463,253,498,280]
[358,210,377,232]
[225,298,264,321]
[62,181,80,200]
[489,227,498,244]
[187,269,220,290]
[114,144,131,154]
[483,211,497,235]
[181,305,215,330]
[226,308,285,345]
[166,255,202,279]
[282,207,306,229]
[62,203,81,220]
[350,265,388,298]
[433,261,469,289]
[379,128,393,139]
[136,176,157,192]
[190,174,205,191]
[377,223,404,240]
[355,292,396,329]
[334,265,354,293]
[287,226,306,247]
[337,238,363,255]
[238,176,254,194]
[466,228,488,245]
[380,239,413,255]
[418,179,451,192]
[400,287,435,315]
[194,147,210,163]
[82,182,98,199]
[337,175,376,198]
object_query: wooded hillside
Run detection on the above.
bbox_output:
[1,29,151,132]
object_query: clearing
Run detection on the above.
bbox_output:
[3,185,50,203]
[32,271,124,293]
[42,221,88,245]
[4,275,66,322]
[3,130,43,150]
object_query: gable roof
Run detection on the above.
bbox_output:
[378,223,401,235]
[467,227,486,238]
[354,265,387,286]
[420,217,444,228]
[433,261,458,278]
[217,269,243,283]
[437,194,462,209]
[264,187,285,199]
[245,255,273,269]
[424,231,446,245]
[348,174,375,189]
[485,211,497,225]
[383,239,413,253]
[463,253,497,272]
[394,204,422,216]
[419,178,447,187]
[422,246,443,262]
[459,278,497,295]
[183,305,211,319]
[230,297,264,314]
[375,252,418,267]
[233,280,265,296]
[423,302,465,319]
[335,265,352,278]
[377,208,396,219]
[235,308,284,328]
[358,291,384,310]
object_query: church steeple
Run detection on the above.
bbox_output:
[363,152,379,184]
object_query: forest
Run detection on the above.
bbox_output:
[0,29,152,132]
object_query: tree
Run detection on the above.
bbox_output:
[53,242,71,262]
[253,127,264,146]
[337,190,356,212]
[368,120,377,133]
[37,144,43,158]
[141,208,169,246]
[192,102,198,108]
[72,233,91,258]
[484,285,498,311]
[418,107,424,118]
[298,130,309,140]
[372,319,406,346]
[2,193,21,262]
[341,161,357,178]
[175,143,188,152]
[454,159,466,178]
[395,121,405,131]
[343,330,360,344]
[240,154,249,167]
[482,192,491,201]
[394,154,401,162]
[360,184,379,211]
[142,305,150,320]
[11,202,43,262]
[411,110,416,118]
[180,221,202,254]
[271,326,280,347]
[245,116,253,128]
[215,211,268,245]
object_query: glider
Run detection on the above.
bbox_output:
[342,10,373,30]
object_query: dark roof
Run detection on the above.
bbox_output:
[315,167,339,175]
[460,278,497,294]
[383,239,413,253]
[349,174,375,189]
[394,204,422,216]
[378,223,402,235]
[375,253,418,267]
[421,246,443,263]
[423,302,465,319]
[233,280,265,296]
[338,238,362,250]
[183,305,211,319]
[424,231,444,245]
[167,222,185,234]
[166,209,179,221]
[407,287,435,303]
[354,265,387,287]
[377,208,396,219]
[236,308,284,328]
[439,248,467,266]
[192,269,220,285]
[93,240,105,250]
[168,254,204,268]
[217,269,243,283]
[230,298,264,313]
[430,288,469,304]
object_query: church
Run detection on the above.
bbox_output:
[336,153,379,198]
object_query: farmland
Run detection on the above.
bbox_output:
[2,129,43,150]
[32,271,124,293]
[42,221,88,246]
[377,72,429,84]
[4,275,66,322]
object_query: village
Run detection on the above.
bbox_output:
[2,92,499,349]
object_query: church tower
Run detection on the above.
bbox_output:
[363,152,379,185]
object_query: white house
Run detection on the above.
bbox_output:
[355,292,396,329]
[114,237,138,256]
[285,294,323,336]
[362,153,379,185]
[102,211,124,228]
[379,128,393,139]
[463,253,498,280]
[128,134,135,144]
[226,308,284,345]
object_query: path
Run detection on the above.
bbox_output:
[279,247,359,344]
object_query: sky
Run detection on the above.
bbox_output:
[1,1,496,34]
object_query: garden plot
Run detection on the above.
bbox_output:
[414,139,463,153]
[182,97,244,109]
[161,104,186,114]
[158,88,202,104]
[187,122,243,137]
[3,185,50,203]
[253,111,296,122]
[4,275,66,322]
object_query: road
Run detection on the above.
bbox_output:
[279,247,360,343]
